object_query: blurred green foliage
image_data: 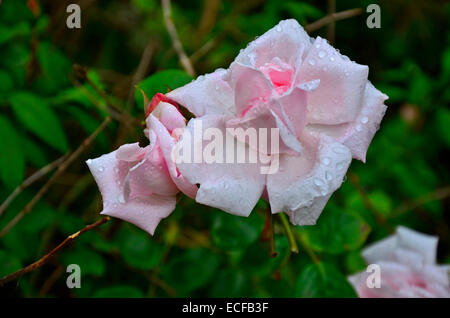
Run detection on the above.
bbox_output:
[0,0,449,298]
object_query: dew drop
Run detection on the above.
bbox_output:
[356,124,362,132]
[314,178,324,187]
[325,171,333,181]
[98,166,105,172]
[308,59,316,66]
[345,72,350,77]
[321,157,331,166]
[318,50,326,59]
[329,56,335,62]
[333,146,346,154]
[361,116,369,124]
[336,162,345,170]
[276,25,282,32]
[118,195,125,204]
[315,44,321,49]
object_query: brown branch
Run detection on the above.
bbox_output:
[0,155,67,218]
[304,8,363,33]
[0,217,110,287]
[161,0,195,76]
[390,186,450,218]
[0,117,112,238]
[125,42,155,111]
[326,0,336,44]
[262,208,277,258]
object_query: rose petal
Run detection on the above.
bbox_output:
[147,114,198,198]
[267,132,352,225]
[234,19,311,70]
[167,68,235,117]
[297,36,369,125]
[152,101,186,133]
[174,115,266,216]
[86,149,175,235]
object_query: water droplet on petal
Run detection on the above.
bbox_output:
[333,146,346,154]
[321,157,331,166]
[361,116,369,124]
[98,166,105,172]
[276,25,282,32]
[325,171,333,181]
[318,50,326,59]
[308,59,316,66]
[336,162,345,170]
[314,178,324,187]
[356,124,362,132]
[329,56,335,62]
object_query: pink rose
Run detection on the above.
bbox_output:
[348,227,450,298]
[167,19,388,224]
[86,101,197,235]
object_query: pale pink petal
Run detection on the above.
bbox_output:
[287,194,332,226]
[174,115,266,216]
[116,142,147,162]
[361,236,398,264]
[339,82,388,161]
[225,99,302,155]
[147,114,198,198]
[233,19,311,70]
[86,149,175,235]
[229,62,273,115]
[152,101,186,133]
[297,36,369,125]
[396,226,438,266]
[126,142,179,198]
[167,68,235,117]
[267,132,352,225]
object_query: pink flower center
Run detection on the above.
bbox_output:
[260,58,294,95]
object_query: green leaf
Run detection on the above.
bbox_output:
[240,235,290,277]
[93,286,144,298]
[21,136,48,167]
[0,22,31,45]
[368,190,392,218]
[162,248,220,293]
[0,70,14,95]
[211,211,263,251]
[9,92,69,152]
[295,262,356,298]
[34,42,71,93]
[436,107,450,147]
[209,269,248,297]
[117,225,165,270]
[0,115,25,189]
[135,70,192,108]
[299,208,371,254]
[0,250,23,277]
[61,247,106,276]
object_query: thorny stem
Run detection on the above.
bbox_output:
[0,117,112,238]
[262,208,277,258]
[278,213,299,254]
[0,217,110,287]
